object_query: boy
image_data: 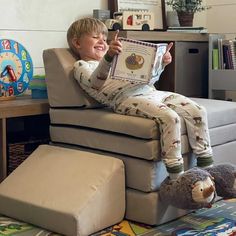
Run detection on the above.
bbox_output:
[67,17,236,209]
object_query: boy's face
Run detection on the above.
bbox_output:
[75,32,108,61]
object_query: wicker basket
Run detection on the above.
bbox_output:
[7,139,49,175]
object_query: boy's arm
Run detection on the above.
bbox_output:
[74,58,111,90]
[90,58,112,89]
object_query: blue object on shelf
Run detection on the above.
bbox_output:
[31,89,48,99]
[29,75,48,99]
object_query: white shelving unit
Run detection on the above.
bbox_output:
[208,34,236,99]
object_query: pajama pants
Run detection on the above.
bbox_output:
[114,91,213,174]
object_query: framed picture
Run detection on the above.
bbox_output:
[108,0,167,31]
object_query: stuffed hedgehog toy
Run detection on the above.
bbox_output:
[159,167,216,210]
[206,163,236,199]
[159,164,236,210]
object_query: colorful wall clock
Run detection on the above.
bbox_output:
[0,39,33,97]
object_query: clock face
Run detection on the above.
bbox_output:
[0,39,33,96]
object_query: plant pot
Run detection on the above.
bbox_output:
[177,11,194,27]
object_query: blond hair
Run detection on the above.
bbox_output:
[67,17,108,55]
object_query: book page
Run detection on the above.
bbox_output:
[152,43,167,78]
[111,38,166,84]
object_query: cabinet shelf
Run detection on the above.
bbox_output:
[210,70,236,90]
[208,34,236,99]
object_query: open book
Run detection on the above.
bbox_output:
[110,37,167,84]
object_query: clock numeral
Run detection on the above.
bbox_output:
[21,50,27,60]
[17,82,24,93]
[13,43,19,54]
[25,62,31,72]
[23,74,29,83]
[1,40,11,50]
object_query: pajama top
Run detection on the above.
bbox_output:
[73,57,164,109]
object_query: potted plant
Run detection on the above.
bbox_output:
[166,0,210,26]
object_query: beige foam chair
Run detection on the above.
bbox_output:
[43,48,236,225]
[0,145,125,236]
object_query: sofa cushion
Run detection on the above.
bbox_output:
[43,48,102,108]
[50,125,190,161]
[192,98,236,128]
[49,108,186,140]
[50,108,160,139]
[50,98,236,140]
[0,145,125,236]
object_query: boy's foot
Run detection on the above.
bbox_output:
[159,167,216,210]
[205,164,236,199]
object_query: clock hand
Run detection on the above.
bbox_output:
[6,65,17,82]
[0,67,8,78]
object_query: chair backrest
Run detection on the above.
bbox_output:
[43,48,101,108]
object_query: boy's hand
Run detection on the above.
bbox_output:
[163,42,173,66]
[107,30,122,58]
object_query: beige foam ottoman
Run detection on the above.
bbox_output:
[0,145,125,236]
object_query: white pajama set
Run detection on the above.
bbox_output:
[74,57,213,175]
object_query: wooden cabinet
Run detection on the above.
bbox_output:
[108,31,209,98]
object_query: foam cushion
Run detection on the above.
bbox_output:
[49,97,236,161]
[194,97,236,128]
[0,145,125,236]
[49,98,236,139]
[49,125,190,161]
[43,48,102,108]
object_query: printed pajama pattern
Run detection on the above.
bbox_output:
[74,59,213,175]
[114,91,213,173]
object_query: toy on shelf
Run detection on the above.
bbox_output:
[0,39,33,101]
[105,9,154,31]
[29,75,48,99]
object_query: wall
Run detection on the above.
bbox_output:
[0,0,107,75]
[207,0,236,39]
[1,0,236,98]
[1,0,209,77]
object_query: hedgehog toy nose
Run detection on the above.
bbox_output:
[203,185,215,198]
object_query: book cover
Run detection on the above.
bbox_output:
[222,44,232,69]
[229,39,236,69]
[212,48,219,70]
[217,38,224,69]
[110,37,167,84]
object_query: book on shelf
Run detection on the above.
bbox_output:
[217,38,224,69]
[110,37,167,84]
[212,48,219,70]
[229,39,236,69]
[167,26,207,33]
[214,38,236,70]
